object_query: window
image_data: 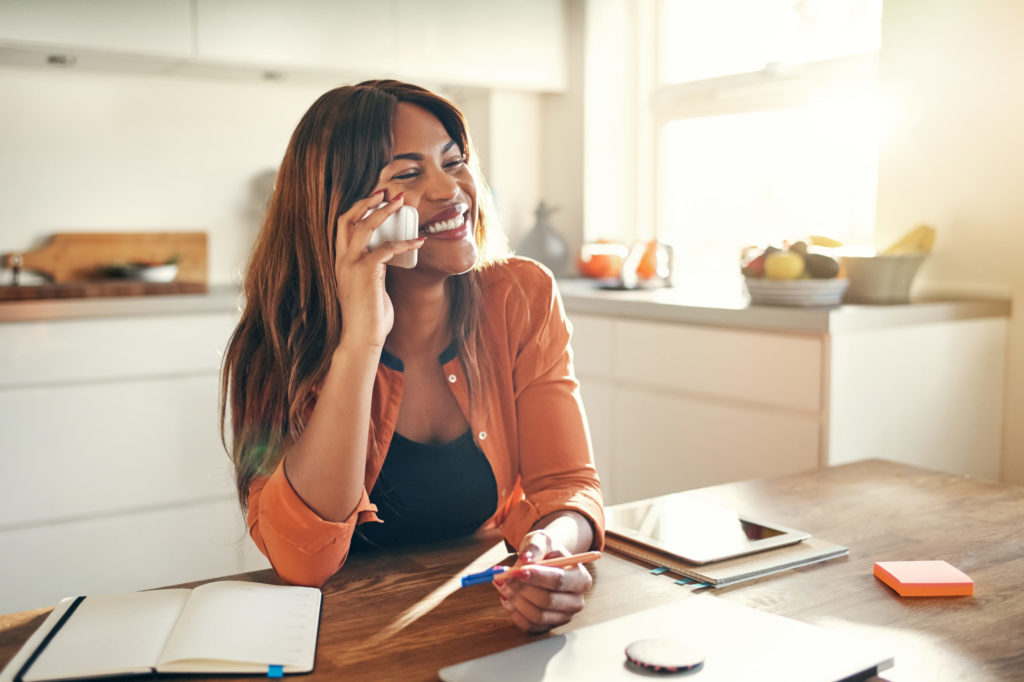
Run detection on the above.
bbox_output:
[651,0,884,285]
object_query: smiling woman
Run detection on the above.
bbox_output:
[219,80,604,634]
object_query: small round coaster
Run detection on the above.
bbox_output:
[625,637,705,675]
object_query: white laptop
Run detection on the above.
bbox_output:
[440,594,893,681]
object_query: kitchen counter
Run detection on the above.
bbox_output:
[0,284,242,323]
[557,278,1011,333]
[0,279,1010,332]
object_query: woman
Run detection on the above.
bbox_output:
[220,80,603,633]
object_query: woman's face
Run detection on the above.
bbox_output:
[375,102,478,276]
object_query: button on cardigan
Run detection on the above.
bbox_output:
[246,257,605,587]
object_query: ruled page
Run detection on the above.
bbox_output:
[156,581,320,673]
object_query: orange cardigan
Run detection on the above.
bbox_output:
[246,258,605,586]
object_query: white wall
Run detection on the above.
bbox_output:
[0,66,327,285]
[0,66,547,286]
[582,0,637,244]
[875,0,1024,483]
[449,88,544,248]
[540,0,587,262]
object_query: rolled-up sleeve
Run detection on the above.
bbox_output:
[247,459,379,587]
[503,266,605,550]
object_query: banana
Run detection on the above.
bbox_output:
[808,235,843,248]
[882,224,936,255]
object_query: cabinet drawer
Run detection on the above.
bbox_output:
[608,386,819,504]
[0,312,238,387]
[614,319,823,412]
[0,499,270,613]
[0,375,234,526]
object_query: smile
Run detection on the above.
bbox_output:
[423,212,466,235]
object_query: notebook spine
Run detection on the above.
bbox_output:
[14,596,86,682]
[604,540,712,585]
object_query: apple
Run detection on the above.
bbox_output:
[764,251,805,280]
[741,252,767,278]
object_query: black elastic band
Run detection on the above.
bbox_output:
[14,596,86,682]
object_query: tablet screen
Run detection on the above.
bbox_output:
[605,496,809,564]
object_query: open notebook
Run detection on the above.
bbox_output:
[440,594,893,681]
[1,581,321,682]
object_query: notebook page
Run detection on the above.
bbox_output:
[156,581,320,672]
[22,589,191,682]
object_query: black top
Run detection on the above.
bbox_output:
[352,429,498,550]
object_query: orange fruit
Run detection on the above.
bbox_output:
[636,241,659,279]
[577,242,627,278]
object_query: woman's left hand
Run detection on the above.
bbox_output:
[493,530,593,633]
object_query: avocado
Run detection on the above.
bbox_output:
[804,253,840,279]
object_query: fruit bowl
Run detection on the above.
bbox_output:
[744,277,849,307]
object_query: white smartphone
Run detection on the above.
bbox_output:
[365,204,419,269]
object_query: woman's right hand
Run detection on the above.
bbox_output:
[333,190,424,349]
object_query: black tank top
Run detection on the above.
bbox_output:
[352,429,498,550]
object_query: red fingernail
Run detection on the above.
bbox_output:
[516,570,531,581]
[393,192,405,201]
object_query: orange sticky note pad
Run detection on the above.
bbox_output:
[873,560,974,597]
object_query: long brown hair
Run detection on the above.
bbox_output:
[220,80,508,508]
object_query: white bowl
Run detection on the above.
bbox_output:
[744,278,849,307]
[135,264,179,282]
[840,254,926,304]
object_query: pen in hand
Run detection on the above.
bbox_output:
[459,551,602,587]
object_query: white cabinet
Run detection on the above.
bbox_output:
[571,310,1008,504]
[194,0,393,74]
[392,0,567,90]
[829,317,1005,480]
[195,0,566,89]
[0,0,192,57]
[0,310,269,613]
[1,0,568,91]
[571,314,824,504]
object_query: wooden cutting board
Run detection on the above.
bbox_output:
[3,231,207,284]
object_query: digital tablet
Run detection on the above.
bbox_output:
[604,495,810,565]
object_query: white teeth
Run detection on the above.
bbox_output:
[424,213,466,234]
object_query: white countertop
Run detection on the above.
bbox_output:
[0,284,242,323]
[557,278,1010,333]
[0,280,1010,333]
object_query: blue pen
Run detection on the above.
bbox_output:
[460,552,602,587]
[460,566,510,587]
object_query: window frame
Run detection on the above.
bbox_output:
[645,0,883,260]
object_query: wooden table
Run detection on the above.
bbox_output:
[2,460,1021,681]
